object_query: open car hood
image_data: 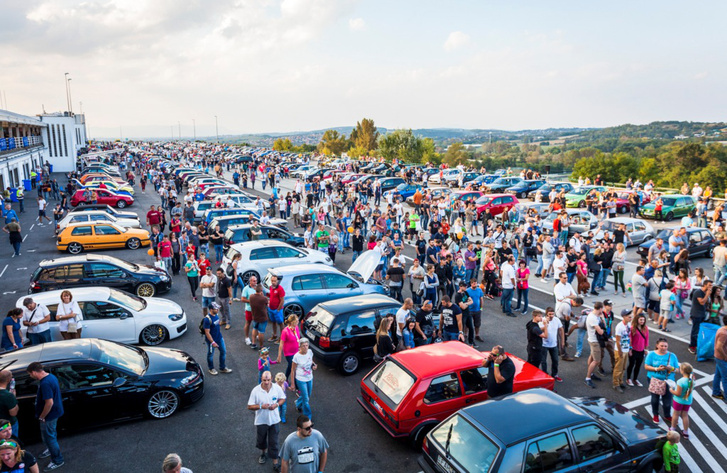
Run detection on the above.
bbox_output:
[347,249,381,283]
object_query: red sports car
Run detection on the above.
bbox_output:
[70,189,134,208]
[357,342,554,446]
[475,193,519,218]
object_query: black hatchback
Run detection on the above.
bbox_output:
[29,254,172,297]
[224,224,304,248]
[302,294,412,375]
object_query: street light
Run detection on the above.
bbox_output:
[67,78,73,114]
[215,115,219,144]
[64,73,70,113]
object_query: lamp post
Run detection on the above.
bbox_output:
[64,73,70,113]
[67,78,73,114]
[192,119,196,141]
[215,115,219,144]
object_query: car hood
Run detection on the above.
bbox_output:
[347,249,381,282]
[142,297,184,317]
[144,346,199,376]
[118,218,142,228]
[571,397,665,445]
[304,249,334,266]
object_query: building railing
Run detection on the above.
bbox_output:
[0,136,43,153]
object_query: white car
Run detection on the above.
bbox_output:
[16,287,186,346]
[55,210,142,234]
[428,169,458,185]
[221,240,333,285]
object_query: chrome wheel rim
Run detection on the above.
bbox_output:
[68,243,82,254]
[148,390,179,418]
[137,283,155,297]
[128,238,140,249]
[142,325,166,345]
[342,355,359,373]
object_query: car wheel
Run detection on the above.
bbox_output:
[241,270,260,286]
[140,324,168,346]
[708,246,714,258]
[284,304,304,319]
[409,424,434,449]
[136,283,156,297]
[127,237,141,250]
[67,242,83,254]
[665,211,674,222]
[337,351,361,375]
[619,206,628,214]
[146,389,180,419]
[578,200,586,208]
[117,200,127,208]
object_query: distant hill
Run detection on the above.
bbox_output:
[573,121,727,141]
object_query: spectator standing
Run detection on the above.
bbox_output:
[540,307,564,383]
[249,284,269,350]
[669,362,695,438]
[712,317,727,400]
[466,279,485,342]
[0,370,18,437]
[688,280,712,355]
[280,415,329,473]
[247,371,286,471]
[644,338,679,424]
[289,339,317,421]
[267,276,285,343]
[584,302,605,389]
[2,219,22,257]
[500,255,516,317]
[215,268,233,330]
[202,303,232,376]
[1,309,23,351]
[277,315,302,381]
[199,267,217,316]
[513,260,530,315]
[612,309,632,393]
[481,345,515,398]
[439,296,464,342]
[526,310,547,368]
[27,362,64,470]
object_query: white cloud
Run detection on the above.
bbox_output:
[349,17,365,31]
[443,31,470,51]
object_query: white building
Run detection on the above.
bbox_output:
[39,112,88,172]
[0,109,49,190]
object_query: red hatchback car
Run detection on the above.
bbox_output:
[70,189,134,208]
[357,343,554,446]
[475,193,519,218]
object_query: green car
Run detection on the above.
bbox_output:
[640,194,696,221]
[565,186,607,208]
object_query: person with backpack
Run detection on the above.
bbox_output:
[201,303,232,376]
[669,362,695,438]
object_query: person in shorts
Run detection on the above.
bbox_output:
[250,285,269,349]
[241,276,258,346]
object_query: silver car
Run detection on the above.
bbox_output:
[595,217,655,246]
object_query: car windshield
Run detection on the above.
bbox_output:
[94,340,147,375]
[475,196,492,205]
[660,197,677,206]
[571,188,591,195]
[108,289,147,311]
[396,183,408,191]
[369,360,415,406]
[430,415,499,472]
[600,221,620,232]
[111,259,139,272]
[307,308,336,333]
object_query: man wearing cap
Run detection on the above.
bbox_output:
[248,371,286,471]
[202,303,232,375]
[613,309,632,393]
[21,297,52,345]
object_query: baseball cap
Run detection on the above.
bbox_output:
[603,299,613,306]
[621,309,632,317]
[210,302,221,310]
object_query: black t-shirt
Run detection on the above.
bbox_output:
[377,334,395,357]
[352,235,364,252]
[526,320,543,351]
[0,450,36,472]
[613,229,626,245]
[487,357,515,398]
[388,266,405,284]
[454,291,471,317]
[209,231,224,245]
[416,239,427,255]
[566,253,577,273]
[415,309,434,339]
[216,276,232,299]
[440,303,462,333]
[691,289,708,319]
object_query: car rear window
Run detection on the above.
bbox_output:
[430,414,499,473]
[368,360,415,406]
[306,308,336,333]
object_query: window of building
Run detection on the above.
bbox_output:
[51,124,58,157]
[62,124,68,156]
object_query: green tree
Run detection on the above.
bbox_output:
[349,118,379,152]
[317,130,349,156]
[378,129,424,163]
[273,138,293,151]
[442,142,470,166]
[421,138,440,164]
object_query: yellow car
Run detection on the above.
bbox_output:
[84,179,135,195]
[57,222,150,254]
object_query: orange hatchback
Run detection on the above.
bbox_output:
[357,342,554,446]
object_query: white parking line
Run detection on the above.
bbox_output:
[703,386,727,415]
[624,374,714,409]
[0,264,6,278]
[674,408,725,471]
[690,391,727,459]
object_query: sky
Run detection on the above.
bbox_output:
[1,0,726,139]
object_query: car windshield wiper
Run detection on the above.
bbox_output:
[445,422,453,458]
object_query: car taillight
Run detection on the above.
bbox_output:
[422,436,429,454]
[30,282,40,292]
[319,336,330,348]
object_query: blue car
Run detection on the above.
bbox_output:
[383,183,422,201]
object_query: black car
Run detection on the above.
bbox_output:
[224,224,304,248]
[68,203,139,221]
[532,182,575,202]
[303,294,416,375]
[5,339,204,443]
[637,226,715,259]
[506,179,546,199]
[378,177,407,192]
[419,389,665,473]
[30,254,172,297]
[485,176,524,193]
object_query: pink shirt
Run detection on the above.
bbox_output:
[280,325,302,357]
[631,325,649,351]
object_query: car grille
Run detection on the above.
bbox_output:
[189,385,205,402]
[177,323,187,334]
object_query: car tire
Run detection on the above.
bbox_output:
[708,246,714,258]
[127,237,141,250]
[409,424,435,449]
[665,211,674,222]
[241,270,260,286]
[578,200,586,208]
[619,206,628,214]
[284,304,304,319]
[146,389,180,419]
[67,242,83,254]
[117,200,127,208]
[337,351,361,375]
[140,324,168,346]
[136,283,156,298]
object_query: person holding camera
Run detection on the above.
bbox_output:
[481,345,515,398]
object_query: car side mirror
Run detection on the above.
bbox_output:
[112,377,127,388]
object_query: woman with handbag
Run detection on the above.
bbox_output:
[612,243,627,297]
[644,338,679,424]
[423,265,440,307]
[627,313,650,387]
[674,269,691,320]
[57,290,83,340]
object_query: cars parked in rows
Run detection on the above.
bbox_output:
[70,188,135,208]
[484,176,523,193]
[531,181,574,202]
[303,294,413,375]
[383,183,422,201]
[55,210,141,234]
[418,388,665,473]
[637,226,715,259]
[451,190,485,203]
[564,185,607,208]
[68,203,139,221]
[209,214,286,234]
[6,339,204,441]
[475,194,519,218]
[640,194,697,221]
[78,173,128,185]
[542,209,599,236]
[224,224,304,248]
[262,250,389,319]
[16,287,186,346]
[505,179,546,199]
[221,240,332,286]
[57,222,150,254]
[594,217,655,246]
[448,171,480,188]
[358,343,554,447]
[30,254,172,297]
[464,174,498,189]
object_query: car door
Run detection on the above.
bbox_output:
[249,247,279,277]
[341,310,377,358]
[523,431,578,473]
[53,264,84,290]
[459,366,490,405]
[322,273,363,299]
[68,225,94,248]
[632,221,647,244]
[81,301,136,343]
[85,263,129,290]
[688,231,704,257]
[52,363,126,426]
[490,197,504,215]
[676,197,690,217]
[421,373,465,420]
[291,274,328,312]
[94,224,125,248]
[95,190,114,205]
[699,230,714,256]
[570,423,628,472]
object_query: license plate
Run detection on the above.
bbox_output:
[436,456,455,473]
[371,399,383,414]
[307,330,315,340]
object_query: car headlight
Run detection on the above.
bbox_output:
[181,371,201,386]
[160,274,170,282]
[169,313,183,322]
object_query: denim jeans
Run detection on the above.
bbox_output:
[295,379,313,420]
[464,268,475,284]
[206,338,227,370]
[11,242,20,256]
[596,268,610,289]
[515,288,529,312]
[352,250,361,262]
[28,330,52,345]
[501,287,514,313]
[713,358,727,397]
[214,244,224,262]
[40,418,63,464]
[540,346,560,377]
[535,255,544,276]
[575,328,587,356]
[715,265,727,286]
[442,331,460,342]
[462,314,475,345]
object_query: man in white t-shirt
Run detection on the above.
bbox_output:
[612,309,632,392]
[540,307,564,382]
[247,371,286,469]
[396,298,414,339]
[553,272,576,313]
[584,302,605,389]
[200,267,218,316]
[21,297,52,344]
[500,255,516,316]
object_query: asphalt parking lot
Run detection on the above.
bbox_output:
[0,172,724,473]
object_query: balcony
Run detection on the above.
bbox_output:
[0,136,44,157]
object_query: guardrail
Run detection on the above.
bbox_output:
[0,136,43,153]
